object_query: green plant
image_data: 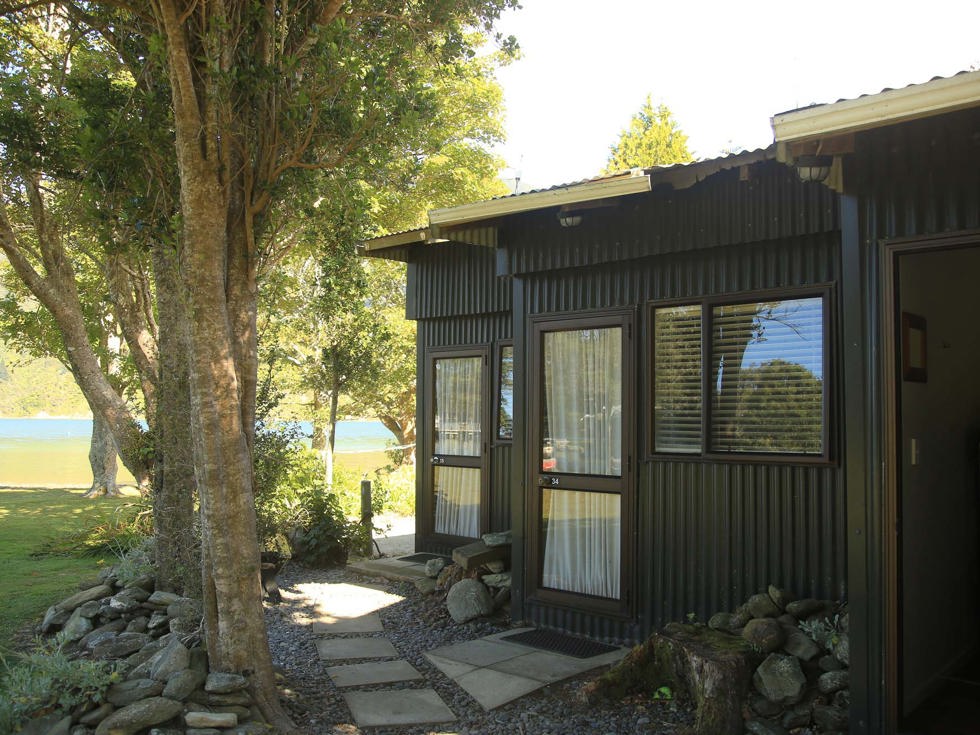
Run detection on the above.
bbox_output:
[33,499,154,558]
[652,684,674,700]
[799,614,842,652]
[111,537,156,586]
[0,636,120,732]
[370,463,415,517]
[291,486,367,567]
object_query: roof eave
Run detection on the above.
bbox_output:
[771,70,980,143]
[428,170,652,229]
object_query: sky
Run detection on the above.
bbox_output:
[489,0,980,190]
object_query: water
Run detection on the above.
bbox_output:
[0,417,395,486]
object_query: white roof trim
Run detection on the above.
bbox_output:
[361,228,430,252]
[428,170,652,228]
[772,70,980,143]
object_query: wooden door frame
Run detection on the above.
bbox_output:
[880,230,980,730]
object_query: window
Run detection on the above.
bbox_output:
[652,294,827,457]
[497,345,514,440]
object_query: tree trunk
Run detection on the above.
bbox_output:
[311,391,326,451]
[379,414,416,465]
[83,412,121,498]
[151,245,200,596]
[326,355,341,486]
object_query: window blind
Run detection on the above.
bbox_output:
[653,305,702,453]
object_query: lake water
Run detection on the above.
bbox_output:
[0,418,395,487]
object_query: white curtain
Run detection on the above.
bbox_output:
[434,357,481,537]
[540,328,622,598]
[542,489,621,599]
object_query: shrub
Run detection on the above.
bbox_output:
[0,636,120,732]
[371,463,415,517]
[289,485,368,567]
[33,499,153,558]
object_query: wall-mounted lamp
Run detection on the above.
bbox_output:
[795,154,833,183]
[557,205,583,227]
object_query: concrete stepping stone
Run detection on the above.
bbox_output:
[453,667,544,710]
[316,637,398,661]
[327,659,423,687]
[425,638,527,667]
[343,689,455,727]
[310,612,383,633]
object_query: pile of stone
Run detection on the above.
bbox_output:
[705,585,849,735]
[415,530,512,624]
[25,568,267,735]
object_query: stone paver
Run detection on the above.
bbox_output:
[425,638,527,667]
[316,637,399,661]
[453,667,545,710]
[310,612,383,634]
[327,660,423,687]
[424,652,478,680]
[343,689,455,727]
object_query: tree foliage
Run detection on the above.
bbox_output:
[603,95,694,173]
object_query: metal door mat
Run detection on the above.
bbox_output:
[397,553,451,563]
[500,629,618,659]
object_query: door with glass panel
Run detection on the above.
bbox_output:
[530,313,632,611]
[429,349,488,540]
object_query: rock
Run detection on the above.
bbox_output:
[781,704,811,729]
[123,647,159,678]
[108,592,143,614]
[812,704,849,731]
[435,563,464,592]
[731,606,753,628]
[127,575,156,592]
[126,616,150,634]
[424,557,447,578]
[482,530,512,547]
[149,639,190,682]
[708,612,735,632]
[92,632,153,660]
[834,688,851,709]
[742,618,785,653]
[82,625,123,651]
[147,611,171,630]
[819,654,843,672]
[414,577,437,594]
[481,572,511,588]
[785,598,824,619]
[41,605,72,632]
[749,695,782,718]
[484,560,505,573]
[147,590,182,606]
[210,705,251,720]
[185,730,221,735]
[57,584,114,612]
[189,647,209,674]
[62,607,95,642]
[452,539,509,570]
[746,593,781,618]
[166,597,202,621]
[745,719,789,735]
[185,712,238,728]
[776,614,797,627]
[21,713,72,735]
[162,668,207,701]
[199,691,253,707]
[767,585,795,611]
[205,672,248,694]
[77,600,102,618]
[818,669,850,694]
[121,585,151,602]
[230,724,269,735]
[79,703,116,726]
[781,625,821,661]
[95,697,183,735]
[107,678,166,707]
[446,578,495,623]
[834,633,850,666]
[753,653,806,705]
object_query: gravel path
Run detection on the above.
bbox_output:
[265,563,695,735]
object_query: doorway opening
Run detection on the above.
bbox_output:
[888,240,980,734]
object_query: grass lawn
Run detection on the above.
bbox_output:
[0,486,142,652]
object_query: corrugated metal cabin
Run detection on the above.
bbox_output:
[364,69,980,733]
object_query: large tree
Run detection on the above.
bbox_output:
[603,95,694,173]
[8,2,521,728]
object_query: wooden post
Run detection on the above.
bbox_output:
[360,479,373,556]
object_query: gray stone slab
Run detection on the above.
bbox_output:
[454,667,544,710]
[344,689,455,727]
[488,650,603,683]
[424,652,478,680]
[310,613,384,633]
[316,637,399,661]
[327,660,423,687]
[426,638,527,667]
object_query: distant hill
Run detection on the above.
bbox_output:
[0,343,90,418]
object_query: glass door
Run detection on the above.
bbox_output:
[429,348,488,539]
[530,312,633,610]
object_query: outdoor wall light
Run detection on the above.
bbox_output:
[557,208,583,227]
[795,154,833,183]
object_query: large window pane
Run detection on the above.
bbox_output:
[653,305,702,453]
[498,346,514,440]
[434,467,480,537]
[541,488,621,598]
[434,356,482,456]
[711,297,824,454]
[542,328,622,475]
